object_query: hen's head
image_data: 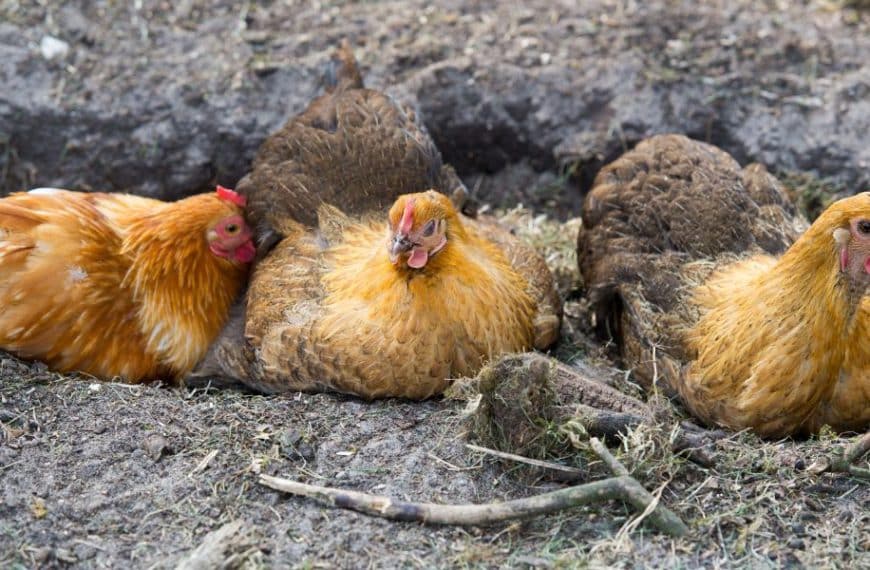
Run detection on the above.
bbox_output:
[386,190,460,269]
[827,192,870,290]
[207,186,256,264]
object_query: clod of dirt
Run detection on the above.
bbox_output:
[468,353,721,469]
[142,433,173,461]
[468,353,655,459]
[469,353,560,460]
[277,429,317,462]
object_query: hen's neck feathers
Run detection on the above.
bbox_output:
[119,194,247,375]
[685,210,864,435]
[322,214,534,340]
[769,232,856,327]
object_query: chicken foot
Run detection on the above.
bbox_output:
[259,436,689,537]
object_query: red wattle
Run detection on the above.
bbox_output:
[234,241,257,263]
[407,247,429,269]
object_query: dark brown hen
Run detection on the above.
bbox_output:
[237,41,465,247]
[579,135,805,386]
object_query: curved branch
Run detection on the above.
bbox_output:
[258,437,689,537]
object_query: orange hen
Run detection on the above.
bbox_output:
[679,193,870,436]
[0,186,254,382]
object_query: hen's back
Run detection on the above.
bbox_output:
[239,42,464,242]
[577,134,805,388]
[0,191,164,380]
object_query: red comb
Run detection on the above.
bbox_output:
[216,185,247,207]
[399,198,415,234]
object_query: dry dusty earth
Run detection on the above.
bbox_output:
[0,1,869,568]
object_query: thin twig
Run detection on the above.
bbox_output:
[426,452,472,472]
[259,439,689,537]
[175,520,256,570]
[589,437,629,476]
[843,432,870,463]
[188,450,218,477]
[465,443,584,476]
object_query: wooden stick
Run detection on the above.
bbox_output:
[843,431,870,464]
[589,437,629,477]
[465,443,585,477]
[259,438,689,537]
[175,520,253,570]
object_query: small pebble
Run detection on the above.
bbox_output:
[40,36,70,61]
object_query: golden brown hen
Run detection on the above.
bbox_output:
[190,43,560,398]
[0,186,253,382]
[578,134,869,438]
[196,189,560,399]
[803,295,870,433]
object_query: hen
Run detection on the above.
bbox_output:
[236,40,466,250]
[198,189,559,399]
[0,186,254,382]
[192,43,560,398]
[578,134,869,437]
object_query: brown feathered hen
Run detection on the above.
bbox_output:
[190,44,561,398]
[805,299,870,433]
[236,40,466,251]
[196,191,560,399]
[578,134,870,437]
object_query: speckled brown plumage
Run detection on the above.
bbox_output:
[197,193,560,399]
[578,134,870,437]
[236,41,465,247]
[471,216,562,350]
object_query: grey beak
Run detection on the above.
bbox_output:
[389,234,413,260]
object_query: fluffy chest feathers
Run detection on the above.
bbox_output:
[322,222,536,369]
[684,248,859,436]
[123,238,244,376]
[246,220,537,400]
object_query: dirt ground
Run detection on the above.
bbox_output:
[0,0,869,568]
[1,209,867,569]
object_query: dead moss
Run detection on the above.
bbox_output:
[467,354,564,461]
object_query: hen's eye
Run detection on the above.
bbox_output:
[226,223,239,234]
[858,220,870,235]
[421,220,436,237]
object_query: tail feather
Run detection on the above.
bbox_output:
[325,39,364,93]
